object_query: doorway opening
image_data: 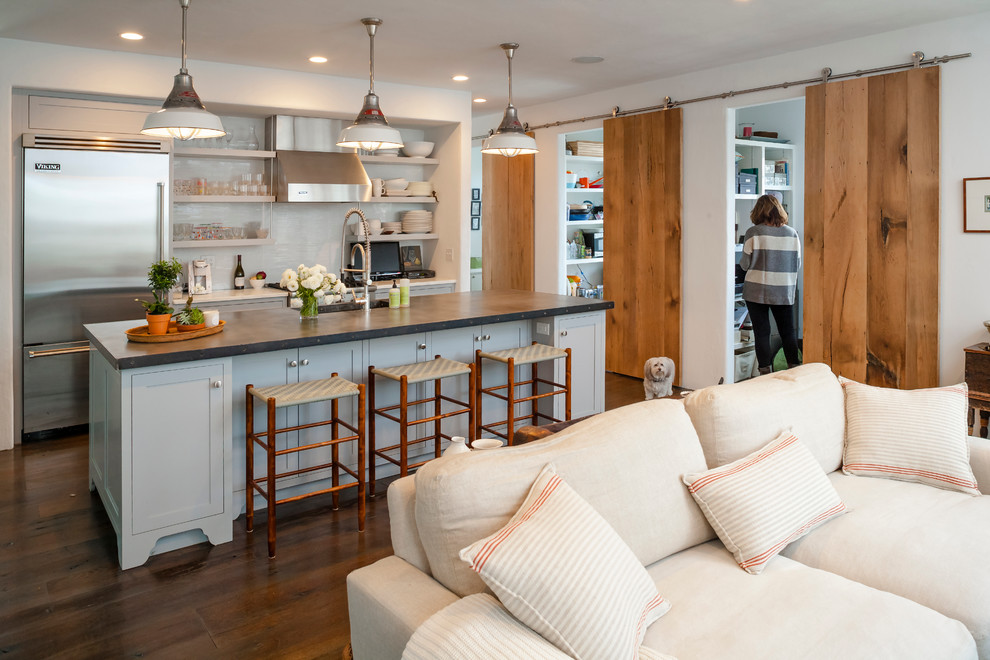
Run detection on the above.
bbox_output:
[729,98,805,382]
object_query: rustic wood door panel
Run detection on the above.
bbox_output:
[482,147,534,291]
[804,67,939,388]
[603,109,682,379]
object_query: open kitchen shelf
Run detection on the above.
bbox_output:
[172,238,276,248]
[345,233,438,242]
[359,155,439,166]
[566,155,603,164]
[566,188,604,193]
[565,257,603,265]
[173,148,276,160]
[174,195,276,203]
[371,197,437,204]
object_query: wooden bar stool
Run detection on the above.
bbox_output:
[368,356,475,496]
[246,374,365,559]
[476,342,572,444]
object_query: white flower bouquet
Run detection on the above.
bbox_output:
[280,264,347,317]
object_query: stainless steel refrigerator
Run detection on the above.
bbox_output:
[22,135,169,437]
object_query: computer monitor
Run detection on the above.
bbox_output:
[352,241,403,281]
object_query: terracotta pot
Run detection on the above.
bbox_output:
[176,322,206,333]
[146,313,172,335]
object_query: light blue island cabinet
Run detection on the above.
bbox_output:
[85,291,612,569]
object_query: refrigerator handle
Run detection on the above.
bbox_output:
[158,182,168,261]
[28,345,91,358]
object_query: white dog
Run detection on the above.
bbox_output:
[644,357,675,400]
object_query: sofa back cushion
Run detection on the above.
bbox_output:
[683,363,844,472]
[414,399,715,597]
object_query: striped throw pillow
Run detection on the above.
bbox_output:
[459,464,670,660]
[682,432,846,575]
[841,378,980,495]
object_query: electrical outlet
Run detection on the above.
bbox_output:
[537,322,550,336]
[445,248,453,262]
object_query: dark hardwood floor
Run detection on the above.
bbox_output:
[0,372,651,658]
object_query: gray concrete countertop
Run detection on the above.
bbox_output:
[85,290,613,370]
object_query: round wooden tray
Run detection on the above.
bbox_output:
[126,320,225,343]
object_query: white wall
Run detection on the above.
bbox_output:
[495,12,990,390]
[0,38,472,450]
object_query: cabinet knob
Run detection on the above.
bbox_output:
[300,359,310,366]
[289,360,298,367]
[560,330,568,337]
[475,335,484,342]
[418,343,427,350]
[486,334,492,340]
[213,380,222,389]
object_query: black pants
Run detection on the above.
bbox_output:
[745,301,801,370]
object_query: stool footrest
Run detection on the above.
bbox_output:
[273,434,360,458]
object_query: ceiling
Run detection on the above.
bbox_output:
[0,0,985,117]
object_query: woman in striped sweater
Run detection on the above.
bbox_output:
[739,194,802,376]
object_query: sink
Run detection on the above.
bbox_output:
[317,299,390,313]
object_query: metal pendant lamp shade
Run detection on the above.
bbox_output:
[141,0,225,141]
[482,43,538,157]
[337,18,404,152]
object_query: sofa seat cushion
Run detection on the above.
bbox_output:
[415,400,714,597]
[643,541,976,660]
[684,363,845,472]
[780,473,990,655]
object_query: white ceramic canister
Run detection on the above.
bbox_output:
[442,436,471,456]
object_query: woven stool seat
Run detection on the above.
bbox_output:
[248,377,360,407]
[372,357,471,384]
[477,343,568,366]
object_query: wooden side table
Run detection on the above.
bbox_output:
[964,343,990,438]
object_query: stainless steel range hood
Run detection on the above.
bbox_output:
[269,115,371,202]
[274,150,371,202]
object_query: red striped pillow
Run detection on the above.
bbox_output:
[459,464,670,660]
[840,378,980,495]
[682,432,847,574]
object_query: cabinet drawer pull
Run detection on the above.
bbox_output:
[485,334,491,341]
[300,359,309,366]
[418,343,427,350]
[560,330,568,337]
[289,360,298,367]
[475,336,484,342]
[213,380,222,389]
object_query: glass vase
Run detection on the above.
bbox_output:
[299,292,319,320]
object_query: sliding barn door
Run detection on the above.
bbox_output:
[482,149,534,290]
[804,67,939,388]
[603,108,682,379]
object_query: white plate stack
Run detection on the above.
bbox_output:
[382,221,403,234]
[401,210,433,234]
[406,181,434,197]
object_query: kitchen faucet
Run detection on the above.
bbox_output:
[341,207,375,311]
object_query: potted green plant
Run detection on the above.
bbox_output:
[135,257,183,335]
[174,296,206,332]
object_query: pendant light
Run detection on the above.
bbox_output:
[481,43,538,157]
[141,0,225,141]
[336,18,404,152]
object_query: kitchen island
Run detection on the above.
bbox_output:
[84,290,612,568]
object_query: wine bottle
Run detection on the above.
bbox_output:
[234,254,245,289]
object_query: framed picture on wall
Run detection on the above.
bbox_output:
[400,245,423,269]
[471,188,480,201]
[964,177,990,232]
[471,200,481,216]
[471,216,480,230]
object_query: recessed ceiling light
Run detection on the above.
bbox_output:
[473,98,487,103]
[571,56,604,64]
[452,75,469,82]
[120,32,144,40]
[309,56,328,63]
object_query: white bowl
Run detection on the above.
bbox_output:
[384,178,408,190]
[472,438,504,450]
[248,278,266,289]
[402,141,434,158]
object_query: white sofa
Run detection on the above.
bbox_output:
[347,364,990,659]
